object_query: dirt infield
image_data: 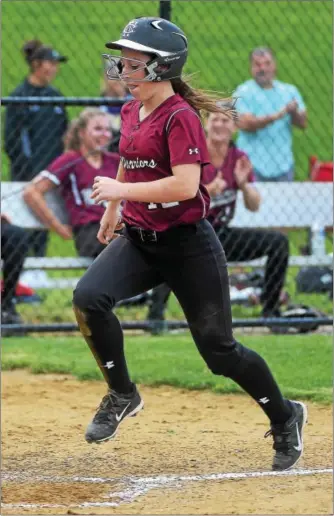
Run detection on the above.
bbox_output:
[2,371,332,515]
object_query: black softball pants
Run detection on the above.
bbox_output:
[1,222,30,309]
[218,226,289,314]
[73,223,106,258]
[29,229,49,257]
[73,219,292,424]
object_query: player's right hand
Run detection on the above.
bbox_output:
[97,207,124,244]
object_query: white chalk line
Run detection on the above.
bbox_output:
[2,467,332,509]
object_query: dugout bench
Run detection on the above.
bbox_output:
[1,181,333,290]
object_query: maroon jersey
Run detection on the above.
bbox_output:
[36,151,119,227]
[119,94,211,231]
[203,143,255,227]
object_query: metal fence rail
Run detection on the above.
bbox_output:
[1,96,125,106]
[2,316,333,335]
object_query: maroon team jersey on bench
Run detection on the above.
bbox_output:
[37,150,119,227]
[202,143,255,227]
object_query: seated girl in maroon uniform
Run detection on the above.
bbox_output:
[23,108,119,257]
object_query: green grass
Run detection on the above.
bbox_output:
[2,333,332,403]
[1,1,333,179]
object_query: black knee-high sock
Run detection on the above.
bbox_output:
[228,343,292,425]
[74,306,133,394]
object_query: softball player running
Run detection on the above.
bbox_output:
[73,17,307,471]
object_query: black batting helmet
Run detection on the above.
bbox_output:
[103,17,188,82]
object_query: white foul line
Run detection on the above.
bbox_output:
[2,467,332,509]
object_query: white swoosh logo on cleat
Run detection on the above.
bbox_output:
[115,402,131,422]
[294,423,302,451]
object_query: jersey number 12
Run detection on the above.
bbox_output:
[148,201,180,210]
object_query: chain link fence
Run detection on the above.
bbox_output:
[1,1,333,333]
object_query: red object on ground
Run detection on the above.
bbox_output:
[309,156,333,182]
[1,280,35,297]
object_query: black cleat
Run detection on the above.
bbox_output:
[1,303,23,325]
[148,319,167,335]
[85,385,144,444]
[265,400,308,471]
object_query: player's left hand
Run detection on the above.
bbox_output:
[91,176,125,203]
[234,156,252,188]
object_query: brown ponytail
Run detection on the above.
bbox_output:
[22,39,43,65]
[64,108,111,151]
[171,77,237,120]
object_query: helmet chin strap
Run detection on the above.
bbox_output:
[144,60,160,81]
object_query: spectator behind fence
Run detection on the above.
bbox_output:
[100,76,132,152]
[147,109,290,330]
[23,109,119,258]
[233,47,307,181]
[1,215,30,324]
[4,39,68,257]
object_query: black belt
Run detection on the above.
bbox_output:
[127,225,158,243]
[125,223,196,244]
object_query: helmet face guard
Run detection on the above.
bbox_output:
[102,50,187,83]
[102,54,163,82]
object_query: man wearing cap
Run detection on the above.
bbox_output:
[4,40,69,257]
[234,47,307,181]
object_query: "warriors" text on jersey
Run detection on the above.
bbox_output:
[121,157,157,169]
